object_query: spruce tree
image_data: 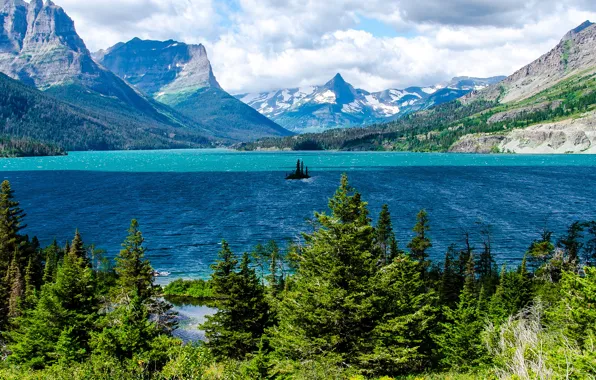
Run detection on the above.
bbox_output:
[435,254,488,370]
[203,252,269,360]
[271,174,378,367]
[408,209,432,276]
[0,180,26,271]
[360,254,438,376]
[476,226,499,296]
[8,231,98,368]
[557,221,585,270]
[438,244,463,308]
[114,220,154,301]
[375,204,394,265]
[92,220,160,362]
[488,258,532,324]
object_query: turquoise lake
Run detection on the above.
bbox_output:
[2,149,596,281]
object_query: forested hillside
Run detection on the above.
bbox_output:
[0,73,213,152]
[0,176,595,379]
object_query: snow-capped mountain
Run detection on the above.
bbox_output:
[236,74,506,132]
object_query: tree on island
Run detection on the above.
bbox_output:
[286,159,311,180]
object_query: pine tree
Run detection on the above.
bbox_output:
[0,180,26,272]
[211,240,238,297]
[6,250,24,319]
[407,209,432,276]
[375,204,394,265]
[360,254,438,376]
[42,240,61,285]
[476,226,498,296]
[114,220,154,301]
[271,174,378,367]
[8,231,98,368]
[69,230,89,267]
[438,244,463,308]
[435,254,488,370]
[557,221,585,270]
[203,252,269,360]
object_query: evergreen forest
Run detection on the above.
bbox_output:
[0,176,595,379]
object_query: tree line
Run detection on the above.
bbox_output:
[0,176,595,378]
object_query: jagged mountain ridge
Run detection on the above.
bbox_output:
[236,74,505,132]
[465,20,596,104]
[97,38,293,141]
[0,0,216,148]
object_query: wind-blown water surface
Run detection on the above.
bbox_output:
[2,149,595,280]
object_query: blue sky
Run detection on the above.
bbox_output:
[55,0,596,93]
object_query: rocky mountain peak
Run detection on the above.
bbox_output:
[97,38,221,97]
[324,73,356,104]
[563,20,594,41]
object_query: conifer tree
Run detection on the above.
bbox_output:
[375,204,394,265]
[435,254,488,370]
[360,254,438,375]
[557,221,585,270]
[476,226,499,295]
[69,230,89,267]
[0,180,26,272]
[408,210,432,276]
[548,267,596,350]
[203,252,269,360]
[7,251,24,319]
[527,230,555,273]
[266,240,284,296]
[439,244,463,308]
[211,240,238,296]
[42,240,61,285]
[91,220,161,361]
[114,220,154,301]
[8,231,98,368]
[271,174,378,367]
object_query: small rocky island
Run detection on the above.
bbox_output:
[286,159,311,180]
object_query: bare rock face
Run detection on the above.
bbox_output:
[0,0,101,88]
[450,111,596,154]
[0,0,27,52]
[464,21,596,104]
[96,38,221,97]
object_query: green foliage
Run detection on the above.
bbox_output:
[202,249,270,360]
[163,278,214,299]
[435,255,488,371]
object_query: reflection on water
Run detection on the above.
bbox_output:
[166,296,217,342]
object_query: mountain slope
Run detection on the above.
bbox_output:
[0,73,210,152]
[0,0,213,149]
[239,22,596,154]
[237,74,505,132]
[465,21,596,104]
[97,38,293,142]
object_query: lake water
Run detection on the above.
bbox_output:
[2,149,596,280]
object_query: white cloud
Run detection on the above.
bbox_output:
[44,0,596,93]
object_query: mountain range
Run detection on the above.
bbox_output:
[236,74,505,132]
[95,38,292,141]
[0,0,290,154]
[240,21,596,154]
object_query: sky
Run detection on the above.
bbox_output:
[52,0,596,94]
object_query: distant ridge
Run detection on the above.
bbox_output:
[236,74,505,132]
